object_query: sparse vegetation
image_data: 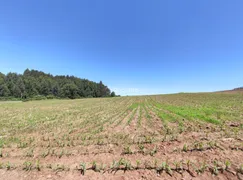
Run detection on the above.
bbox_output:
[0,93,242,179]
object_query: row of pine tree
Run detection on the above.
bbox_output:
[0,69,116,99]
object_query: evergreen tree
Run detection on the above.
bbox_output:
[0,69,116,99]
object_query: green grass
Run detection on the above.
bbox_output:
[154,103,221,124]
[129,103,139,110]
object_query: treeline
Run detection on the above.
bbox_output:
[0,69,116,100]
[234,87,243,90]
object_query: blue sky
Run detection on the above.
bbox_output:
[0,0,243,95]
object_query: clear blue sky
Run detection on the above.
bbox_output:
[0,0,242,95]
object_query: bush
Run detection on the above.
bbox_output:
[0,97,21,101]
[31,95,47,101]
[46,95,55,99]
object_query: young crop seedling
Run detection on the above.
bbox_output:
[153,159,159,168]
[166,164,173,176]
[173,161,183,172]
[210,160,223,176]
[182,144,189,152]
[18,141,28,149]
[178,121,185,133]
[79,162,86,175]
[136,160,141,170]
[238,164,243,174]
[224,160,231,171]
[29,149,35,157]
[23,161,33,171]
[193,141,204,151]
[51,149,55,156]
[195,161,208,175]
[138,144,145,153]
[6,162,12,171]
[186,160,191,170]
[157,161,173,176]
[36,159,41,171]
[212,165,219,176]
[99,163,106,172]
[124,160,132,171]
[91,161,100,172]
[110,160,119,170]
[114,158,133,171]
[41,149,50,158]
[123,146,133,155]
[54,164,67,172]
[28,137,35,144]
[169,133,178,142]
[150,145,158,156]
[58,149,64,158]
[144,135,153,144]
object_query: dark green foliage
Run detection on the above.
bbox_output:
[0,69,114,100]
[0,84,11,97]
[111,91,116,97]
[60,83,79,99]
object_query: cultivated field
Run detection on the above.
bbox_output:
[0,93,243,180]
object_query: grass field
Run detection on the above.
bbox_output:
[0,93,243,179]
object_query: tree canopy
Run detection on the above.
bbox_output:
[0,69,114,99]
